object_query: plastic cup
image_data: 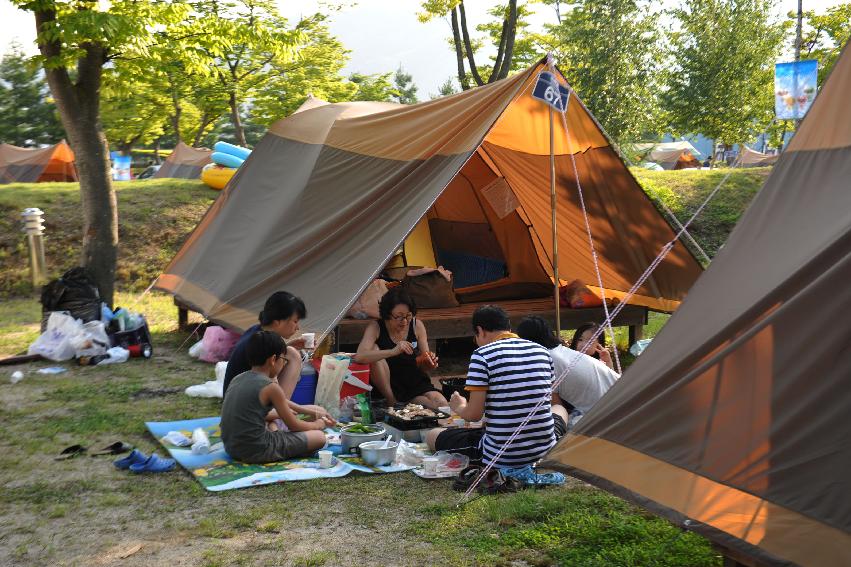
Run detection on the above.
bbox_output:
[453,418,466,428]
[438,406,450,416]
[301,333,316,349]
[318,450,333,468]
[422,457,439,475]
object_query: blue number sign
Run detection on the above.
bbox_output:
[532,71,570,111]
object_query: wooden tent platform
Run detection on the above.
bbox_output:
[335,298,647,349]
[176,297,647,350]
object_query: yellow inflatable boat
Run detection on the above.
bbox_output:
[201,163,237,190]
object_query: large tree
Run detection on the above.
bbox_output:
[349,72,398,102]
[664,0,787,150]
[795,2,851,85]
[0,44,64,145]
[418,0,525,89]
[10,0,189,304]
[536,0,665,144]
[191,0,303,146]
[250,17,358,124]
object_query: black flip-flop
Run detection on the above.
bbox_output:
[55,444,87,460]
[91,441,134,456]
[452,465,483,492]
[478,469,524,495]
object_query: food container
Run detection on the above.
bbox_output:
[357,440,398,466]
[340,423,387,454]
[383,403,449,431]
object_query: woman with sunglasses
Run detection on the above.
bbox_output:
[354,287,448,408]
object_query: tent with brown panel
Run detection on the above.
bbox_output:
[737,146,779,168]
[152,142,213,179]
[543,42,851,567]
[635,141,702,170]
[0,141,77,184]
[156,58,703,336]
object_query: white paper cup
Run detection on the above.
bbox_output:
[301,333,316,349]
[318,449,333,468]
[453,418,466,428]
[438,406,450,415]
[422,457,439,475]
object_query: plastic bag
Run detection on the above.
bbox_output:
[185,361,228,398]
[40,267,101,325]
[199,326,241,363]
[629,339,652,356]
[70,320,110,358]
[355,393,373,424]
[395,439,429,466]
[314,354,351,418]
[28,312,83,361]
[188,340,204,359]
[95,346,130,365]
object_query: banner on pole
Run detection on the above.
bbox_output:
[774,60,818,120]
[532,71,569,111]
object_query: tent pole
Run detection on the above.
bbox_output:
[549,106,560,333]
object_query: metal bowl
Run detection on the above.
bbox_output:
[357,440,398,467]
[340,423,387,454]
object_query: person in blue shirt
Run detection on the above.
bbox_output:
[223,291,335,426]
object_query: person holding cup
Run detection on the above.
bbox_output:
[354,288,448,409]
[223,291,336,426]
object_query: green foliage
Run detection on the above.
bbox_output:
[432,77,460,99]
[796,3,851,85]
[250,17,358,124]
[349,72,398,102]
[664,0,787,146]
[537,0,665,144]
[393,65,419,104]
[0,44,65,145]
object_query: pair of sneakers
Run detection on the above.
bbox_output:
[114,449,176,473]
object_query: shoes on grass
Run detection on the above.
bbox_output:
[92,441,134,456]
[129,453,176,473]
[113,449,148,470]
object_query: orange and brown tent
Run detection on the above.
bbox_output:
[0,141,77,184]
[157,58,703,335]
[544,43,851,567]
[152,142,213,179]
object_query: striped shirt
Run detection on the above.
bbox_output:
[466,337,556,467]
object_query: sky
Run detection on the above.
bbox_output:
[0,0,846,97]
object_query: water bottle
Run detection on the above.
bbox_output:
[191,427,211,455]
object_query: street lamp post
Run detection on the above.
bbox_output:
[21,208,47,288]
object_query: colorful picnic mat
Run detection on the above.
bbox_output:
[146,417,414,492]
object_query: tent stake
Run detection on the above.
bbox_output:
[549,106,560,333]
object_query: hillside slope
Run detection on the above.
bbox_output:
[0,168,770,298]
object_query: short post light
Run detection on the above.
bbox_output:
[21,208,47,288]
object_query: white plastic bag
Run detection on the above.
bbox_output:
[96,346,130,365]
[185,361,228,398]
[188,340,205,359]
[629,339,653,356]
[314,354,351,418]
[70,320,110,358]
[27,312,83,361]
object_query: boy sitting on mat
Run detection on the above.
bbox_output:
[221,331,331,463]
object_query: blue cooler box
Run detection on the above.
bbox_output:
[291,363,318,405]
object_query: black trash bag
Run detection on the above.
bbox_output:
[41,267,102,327]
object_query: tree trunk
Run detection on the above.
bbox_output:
[450,8,470,90]
[153,137,161,164]
[458,2,485,86]
[496,0,518,80]
[170,90,182,144]
[229,92,247,147]
[35,12,117,305]
[489,18,509,83]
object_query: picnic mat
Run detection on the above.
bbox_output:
[146,417,414,492]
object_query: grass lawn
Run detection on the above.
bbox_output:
[0,172,764,566]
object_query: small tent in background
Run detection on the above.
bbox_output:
[0,141,77,184]
[544,42,851,567]
[157,57,703,335]
[634,141,702,170]
[736,146,779,168]
[152,142,213,179]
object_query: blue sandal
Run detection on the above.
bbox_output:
[129,453,176,473]
[500,465,565,486]
[113,449,148,470]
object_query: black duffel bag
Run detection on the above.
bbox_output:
[41,267,102,328]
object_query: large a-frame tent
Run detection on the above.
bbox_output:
[152,142,213,179]
[544,44,851,567]
[736,146,779,168]
[156,58,703,335]
[0,141,77,184]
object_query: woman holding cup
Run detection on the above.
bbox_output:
[354,288,448,409]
